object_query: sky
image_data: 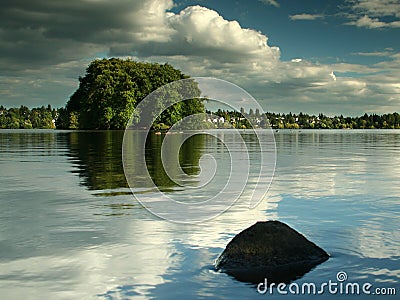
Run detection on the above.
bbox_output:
[1,0,400,115]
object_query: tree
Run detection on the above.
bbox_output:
[60,58,204,129]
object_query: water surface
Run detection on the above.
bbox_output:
[0,129,399,299]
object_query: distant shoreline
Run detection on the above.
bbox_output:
[1,105,400,130]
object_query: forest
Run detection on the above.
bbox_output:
[0,105,56,129]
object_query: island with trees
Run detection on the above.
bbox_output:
[1,58,400,130]
[56,58,204,130]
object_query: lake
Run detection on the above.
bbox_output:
[0,129,399,299]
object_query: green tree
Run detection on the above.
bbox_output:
[61,58,204,129]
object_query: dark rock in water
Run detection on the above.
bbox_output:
[215,221,329,284]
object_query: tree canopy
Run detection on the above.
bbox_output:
[57,58,205,129]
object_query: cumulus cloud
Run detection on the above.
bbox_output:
[349,0,400,17]
[346,15,400,28]
[168,6,280,61]
[345,0,400,28]
[289,14,325,21]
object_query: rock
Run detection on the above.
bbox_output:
[215,220,329,284]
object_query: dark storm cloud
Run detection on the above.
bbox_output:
[0,0,141,41]
[0,0,176,106]
[0,0,169,74]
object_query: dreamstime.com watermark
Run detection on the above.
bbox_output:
[257,271,397,296]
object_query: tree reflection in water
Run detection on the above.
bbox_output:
[67,131,205,192]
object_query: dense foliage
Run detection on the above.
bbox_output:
[0,105,56,129]
[57,58,204,129]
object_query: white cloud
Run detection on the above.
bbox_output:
[349,0,400,18]
[330,71,337,81]
[352,50,394,57]
[289,14,325,21]
[345,0,400,29]
[128,0,175,42]
[165,6,280,62]
[346,15,400,28]
[259,0,280,8]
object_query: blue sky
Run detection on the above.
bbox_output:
[1,0,400,115]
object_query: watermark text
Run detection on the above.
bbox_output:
[257,271,397,296]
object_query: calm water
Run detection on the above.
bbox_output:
[0,129,399,299]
